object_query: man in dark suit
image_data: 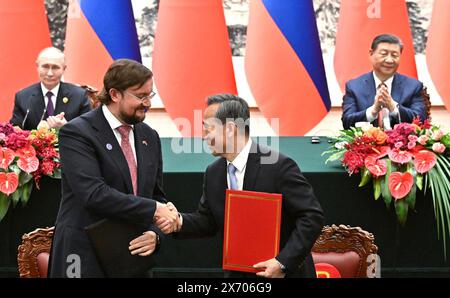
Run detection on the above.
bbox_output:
[10,47,90,130]
[342,34,427,130]
[49,59,177,277]
[158,94,324,278]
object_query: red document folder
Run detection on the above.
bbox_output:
[223,189,282,273]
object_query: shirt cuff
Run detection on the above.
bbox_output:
[366,107,377,122]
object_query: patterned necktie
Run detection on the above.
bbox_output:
[117,125,137,195]
[227,163,238,190]
[46,91,54,117]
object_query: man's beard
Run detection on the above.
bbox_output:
[119,108,145,125]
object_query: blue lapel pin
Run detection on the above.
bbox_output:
[106,143,113,150]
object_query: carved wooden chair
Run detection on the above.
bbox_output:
[312,224,378,278]
[79,84,101,109]
[17,227,54,278]
[422,86,432,120]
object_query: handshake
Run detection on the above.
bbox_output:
[153,202,182,234]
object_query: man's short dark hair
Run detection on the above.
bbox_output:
[207,94,250,136]
[98,59,153,105]
[371,34,404,52]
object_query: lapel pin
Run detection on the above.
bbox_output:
[106,143,113,150]
[142,140,148,146]
[63,97,69,104]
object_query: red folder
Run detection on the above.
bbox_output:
[223,189,282,273]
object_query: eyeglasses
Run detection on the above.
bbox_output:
[125,91,156,103]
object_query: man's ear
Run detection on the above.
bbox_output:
[109,88,121,103]
[226,122,235,138]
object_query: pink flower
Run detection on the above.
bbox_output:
[408,135,418,143]
[432,130,444,141]
[418,135,429,145]
[407,141,416,150]
[395,142,404,149]
[432,143,446,154]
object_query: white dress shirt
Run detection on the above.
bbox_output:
[40,83,59,113]
[226,139,253,191]
[102,104,137,163]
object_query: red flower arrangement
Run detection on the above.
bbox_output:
[324,118,450,255]
[0,122,60,222]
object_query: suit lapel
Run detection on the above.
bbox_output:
[243,142,261,191]
[134,124,152,196]
[391,74,403,104]
[363,73,377,109]
[30,84,46,122]
[54,82,69,115]
[91,108,134,194]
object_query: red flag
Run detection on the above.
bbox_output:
[0,1,51,122]
[334,0,417,92]
[153,0,237,137]
[426,0,450,111]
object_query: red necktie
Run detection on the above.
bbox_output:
[117,125,137,195]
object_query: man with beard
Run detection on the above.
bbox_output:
[49,59,177,277]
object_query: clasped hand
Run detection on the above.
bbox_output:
[372,85,396,115]
[155,202,180,234]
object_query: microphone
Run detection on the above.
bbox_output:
[311,129,335,144]
[40,108,47,122]
[21,109,30,129]
[396,103,402,124]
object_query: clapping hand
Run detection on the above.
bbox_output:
[46,112,67,128]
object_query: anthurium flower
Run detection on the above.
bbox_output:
[364,156,387,177]
[0,147,15,169]
[388,149,412,164]
[388,172,414,200]
[0,172,19,195]
[413,150,437,174]
[17,156,39,173]
[15,146,36,159]
[371,146,390,158]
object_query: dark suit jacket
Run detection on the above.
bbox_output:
[342,72,427,129]
[10,82,91,130]
[49,107,166,277]
[177,142,324,277]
